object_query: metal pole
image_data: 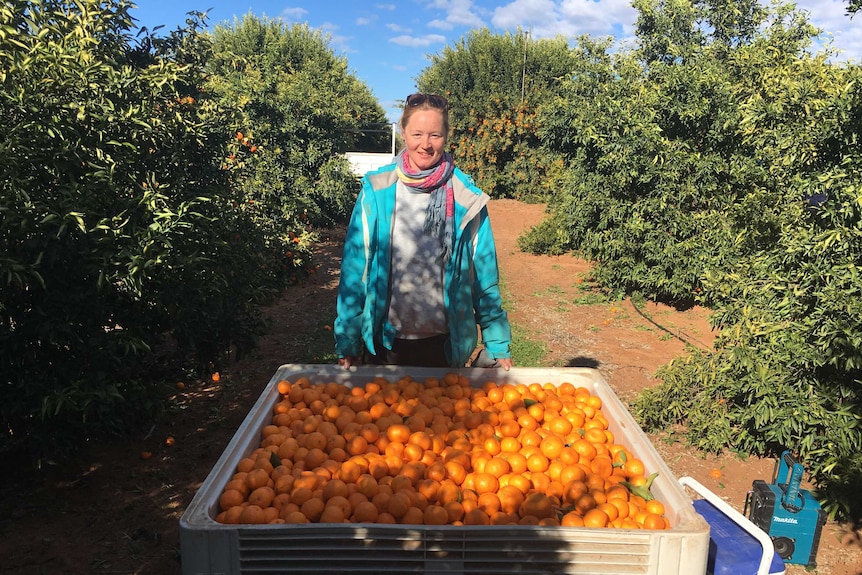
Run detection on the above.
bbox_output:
[521,29,529,104]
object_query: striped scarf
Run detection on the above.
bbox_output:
[395,151,455,263]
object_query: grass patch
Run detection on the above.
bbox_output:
[572,290,613,306]
[500,277,548,366]
[532,285,564,296]
[510,323,548,367]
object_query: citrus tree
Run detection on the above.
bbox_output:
[207,14,390,227]
[519,0,809,304]
[416,29,578,201]
[0,1,304,462]
[636,47,862,519]
[631,1,862,519]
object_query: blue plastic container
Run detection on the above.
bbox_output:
[680,476,785,575]
[693,495,786,575]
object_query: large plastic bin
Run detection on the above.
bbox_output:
[180,365,709,574]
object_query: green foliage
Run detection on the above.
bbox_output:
[524,3,830,305]
[655,62,862,518]
[525,39,748,303]
[452,96,566,201]
[0,1,305,463]
[207,15,388,227]
[517,216,569,255]
[417,29,576,201]
[634,0,767,63]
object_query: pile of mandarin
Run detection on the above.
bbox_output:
[215,373,670,529]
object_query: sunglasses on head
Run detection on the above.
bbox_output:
[406,93,448,110]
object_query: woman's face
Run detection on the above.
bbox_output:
[402,108,447,171]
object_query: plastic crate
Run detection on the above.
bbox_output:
[180,365,710,575]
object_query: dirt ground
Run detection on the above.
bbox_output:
[0,199,859,574]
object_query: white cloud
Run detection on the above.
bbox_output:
[389,33,447,47]
[320,22,353,53]
[491,0,636,39]
[795,0,862,63]
[485,0,856,55]
[492,0,559,33]
[376,3,396,10]
[356,16,374,26]
[387,23,411,32]
[430,19,455,31]
[280,7,308,20]
[429,0,486,29]
[560,0,637,36]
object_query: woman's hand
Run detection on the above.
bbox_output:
[470,349,512,371]
[338,356,361,369]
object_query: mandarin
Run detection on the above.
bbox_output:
[583,508,609,528]
[216,374,673,529]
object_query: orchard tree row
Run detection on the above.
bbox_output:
[417,0,862,518]
[0,1,388,464]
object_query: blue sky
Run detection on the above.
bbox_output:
[129,0,862,122]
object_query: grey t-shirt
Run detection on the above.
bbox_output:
[388,181,448,339]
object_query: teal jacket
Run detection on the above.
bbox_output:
[334,162,511,367]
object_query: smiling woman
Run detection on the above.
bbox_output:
[401,97,448,170]
[333,93,514,372]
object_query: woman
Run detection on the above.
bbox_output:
[334,93,512,370]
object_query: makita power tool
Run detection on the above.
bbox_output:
[744,450,826,567]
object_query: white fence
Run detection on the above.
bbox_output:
[344,151,395,177]
[344,122,398,177]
